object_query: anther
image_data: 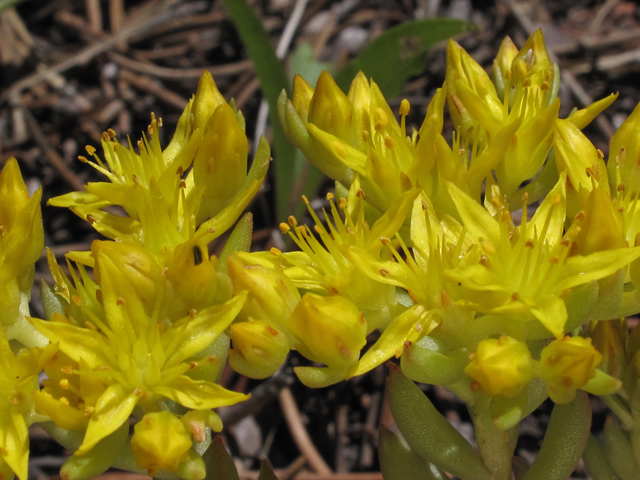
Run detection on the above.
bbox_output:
[525,239,534,248]
[270,247,282,256]
[102,132,110,142]
[326,192,335,201]
[85,145,96,156]
[380,237,391,245]
[399,99,410,116]
[618,183,625,192]
[59,379,69,390]
[339,198,348,209]
[279,223,291,234]
[116,297,125,306]
[384,137,394,149]
[78,155,88,163]
[188,309,197,319]
[573,211,585,221]
[288,215,298,227]
[107,128,117,138]
[597,149,605,159]
[86,214,96,225]
[380,268,390,277]
[356,189,365,199]
[374,107,388,131]
[302,195,310,205]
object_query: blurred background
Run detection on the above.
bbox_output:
[1,0,639,478]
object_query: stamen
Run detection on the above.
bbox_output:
[279,223,291,234]
[399,99,410,116]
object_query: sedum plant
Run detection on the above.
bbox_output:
[3,27,640,480]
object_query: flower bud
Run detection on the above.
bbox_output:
[182,410,223,443]
[539,336,602,403]
[192,71,226,131]
[308,71,353,139]
[131,411,193,475]
[464,336,532,397]
[192,102,248,222]
[227,254,300,333]
[291,74,315,122]
[229,319,290,379]
[164,239,218,316]
[287,293,366,370]
[492,36,518,100]
[92,240,161,310]
[573,184,625,255]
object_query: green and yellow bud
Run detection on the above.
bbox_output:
[227,254,300,333]
[464,336,532,397]
[192,70,226,131]
[91,240,161,311]
[555,118,609,196]
[192,102,248,222]
[163,239,219,317]
[0,158,44,339]
[229,319,290,379]
[308,71,354,140]
[539,336,602,403]
[287,293,366,370]
[182,410,223,443]
[131,411,193,476]
[445,39,503,139]
[492,36,518,101]
[573,184,625,255]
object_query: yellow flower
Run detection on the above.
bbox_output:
[464,336,532,397]
[0,327,53,480]
[49,72,270,253]
[345,193,469,377]
[444,174,640,339]
[0,158,46,348]
[30,245,249,455]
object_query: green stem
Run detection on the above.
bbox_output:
[472,394,513,480]
[602,395,634,431]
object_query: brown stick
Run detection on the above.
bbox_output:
[279,387,333,475]
[108,51,254,80]
[0,0,181,103]
[22,108,85,192]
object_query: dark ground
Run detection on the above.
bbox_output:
[2,0,640,479]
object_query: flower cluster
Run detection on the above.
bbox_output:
[243,30,640,415]
[4,26,640,480]
[0,72,271,480]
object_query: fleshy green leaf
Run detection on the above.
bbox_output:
[522,391,591,480]
[387,363,491,480]
[379,425,447,480]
